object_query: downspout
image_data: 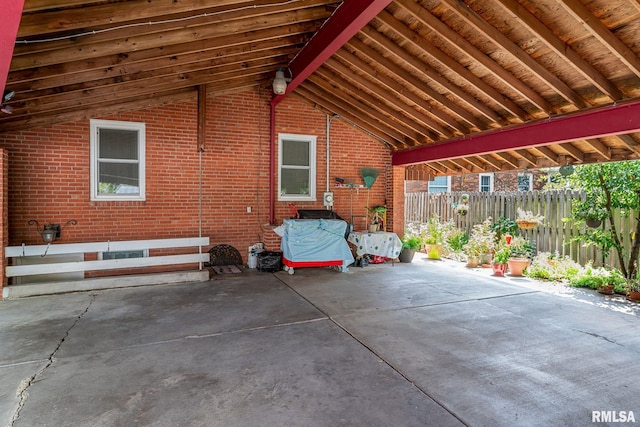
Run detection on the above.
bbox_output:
[269,100,276,225]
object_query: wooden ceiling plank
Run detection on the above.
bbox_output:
[326,53,456,137]
[462,156,488,172]
[558,0,640,79]
[533,146,559,165]
[298,82,409,147]
[376,10,528,120]
[273,0,393,103]
[559,142,585,163]
[494,0,623,101]
[439,0,589,109]
[359,25,505,124]
[396,0,553,113]
[493,152,519,168]
[10,23,313,91]
[478,155,503,170]
[3,62,279,118]
[616,134,640,156]
[584,138,612,160]
[12,6,331,70]
[306,73,428,144]
[445,158,471,173]
[514,149,538,167]
[392,99,640,165]
[345,37,482,132]
[315,65,441,141]
[17,0,261,37]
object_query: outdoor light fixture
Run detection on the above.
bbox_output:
[28,219,77,244]
[1,90,14,114]
[272,68,291,95]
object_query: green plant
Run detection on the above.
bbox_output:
[366,206,386,226]
[492,216,518,240]
[508,236,534,259]
[447,229,468,252]
[568,264,626,291]
[421,215,445,245]
[464,218,496,255]
[493,246,510,264]
[526,252,581,281]
[401,235,422,251]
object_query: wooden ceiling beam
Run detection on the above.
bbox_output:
[494,0,623,101]
[560,143,585,163]
[346,37,484,132]
[514,149,538,167]
[533,146,560,165]
[307,73,428,144]
[324,54,454,138]
[478,155,503,170]
[616,134,640,156]
[376,10,528,121]
[493,152,520,169]
[462,156,489,172]
[315,64,440,142]
[273,0,393,103]
[294,88,401,149]
[396,0,553,114]
[12,6,332,70]
[558,0,640,79]
[10,29,310,91]
[584,139,612,161]
[17,0,253,37]
[297,82,408,148]
[359,25,504,125]
[393,99,640,165]
[439,0,589,109]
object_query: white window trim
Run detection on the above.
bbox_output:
[428,176,451,193]
[518,173,534,191]
[90,119,146,201]
[278,133,316,202]
[479,173,494,192]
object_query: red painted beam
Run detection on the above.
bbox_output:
[0,0,24,95]
[393,98,640,165]
[271,0,392,106]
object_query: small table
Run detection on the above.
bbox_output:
[347,231,402,259]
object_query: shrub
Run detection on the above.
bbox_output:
[526,252,581,281]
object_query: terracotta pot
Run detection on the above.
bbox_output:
[507,258,530,276]
[627,290,640,302]
[598,285,615,295]
[492,263,507,276]
[466,257,479,268]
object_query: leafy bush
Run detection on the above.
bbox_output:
[568,263,626,291]
[526,252,581,281]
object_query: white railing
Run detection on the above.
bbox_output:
[5,237,209,278]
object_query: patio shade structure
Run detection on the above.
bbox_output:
[2,1,640,175]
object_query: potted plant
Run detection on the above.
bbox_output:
[399,234,422,263]
[492,245,510,276]
[366,206,386,233]
[516,207,544,229]
[507,235,534,276]
[627,278,640,302]
[455,203,469,216]
[463,218,496,267]
[421,215,445,259]
[571,199,609,228]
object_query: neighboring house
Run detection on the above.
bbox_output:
[406,170,548,193]
[0,89,402,296]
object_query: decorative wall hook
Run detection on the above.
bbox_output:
[27,219,77,243]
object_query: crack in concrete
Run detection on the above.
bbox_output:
[8,295,96,427]
[573,328,619,346]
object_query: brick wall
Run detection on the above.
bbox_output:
[406,170,547,193]
[0,87,391,280]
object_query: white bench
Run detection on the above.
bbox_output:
[3,237,210,299]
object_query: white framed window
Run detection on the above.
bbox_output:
[428,176,450,193]
[278,133,316,201]
[90,119,145,201]
[517,173,533,191]
[479,173,494,192]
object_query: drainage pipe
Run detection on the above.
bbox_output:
[269,100,276,225]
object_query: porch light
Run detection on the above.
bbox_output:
[272,68,290,95]
[28,219,77,243]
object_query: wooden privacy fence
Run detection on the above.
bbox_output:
[405,190,638,269]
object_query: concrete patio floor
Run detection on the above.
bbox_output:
[1,253,639,426]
